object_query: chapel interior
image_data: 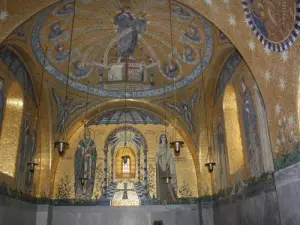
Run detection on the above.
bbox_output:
[0,0,299,225]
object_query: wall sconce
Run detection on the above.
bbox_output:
[80,177,88,186]
[163,175,172,184]
[54,141,69,155]
[27,162,39,173]
[205,162,216,173]
[170,140,184,154]
[205,147,216,173]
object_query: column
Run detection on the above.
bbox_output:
[103,149,108,196]
[111,150,114,183]
[143,150,148,192]
[138,150,141,183]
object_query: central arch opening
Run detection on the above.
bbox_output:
[115,147,136,179]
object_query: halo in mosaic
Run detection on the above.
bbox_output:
[31,0,213,98]
[242,0,300,52]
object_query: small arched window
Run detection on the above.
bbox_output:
[223,84,244,180]
[122,157,130,174]
[0,81,24,177]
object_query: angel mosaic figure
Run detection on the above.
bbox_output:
[48,21,64,40]
[75,61,92,78]
[57,3,74,15]
[52,89,87,134]
[183,25,202,43]
[167,90,198,131]
[55,41,70,61]
[74,127,97,200]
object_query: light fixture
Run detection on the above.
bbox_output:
[80,177,88,186]
[121,155,129,164]
[162,170,172,184]
[54,141,70,155]
[54,0,77,154]
[170,140,184,154]
[27,162,38,173]
[167,0,184,154]
[165,176,172,184]
[200,56,216,173]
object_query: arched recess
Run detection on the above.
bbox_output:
[102,125,147,196]
[253,83,274,173]
[223,84,244,183]
[115,147,136,179]
[56,99,201,196]
[212,115,229,191]
[0,81,24,181]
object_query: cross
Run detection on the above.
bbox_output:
[115,182,134,199]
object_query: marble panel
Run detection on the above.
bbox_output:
[198,201,214,225]
[0,197,37,225]
[275,162,300,225]
[48,205,199,225]
[213,191,280,225]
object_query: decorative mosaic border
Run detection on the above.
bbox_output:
[104,125,148,152]
[242,0,300,52]
[31,1,213,98]
[87,107,167,126]
[0,46,37,104]
[213,50,242,104]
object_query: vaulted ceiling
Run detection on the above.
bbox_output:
[28,0,220,98]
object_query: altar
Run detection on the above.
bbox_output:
[111,180,140,206]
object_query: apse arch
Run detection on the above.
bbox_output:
[213,50,242,104]
[0,45,37,104]
[222,84,244,180]
[62,99,201,195]
[253,82,274,173]
[0,81,24,178]
[102,125,148,196]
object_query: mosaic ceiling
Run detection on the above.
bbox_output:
[87,107,167,126]
[31,0,213,98]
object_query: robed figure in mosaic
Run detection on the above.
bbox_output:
[217,117,228,190]
[16,113,31,191]
[24,120,37,194]
[240,79,262,177]
[74,128,97,199]
[113,6,146,58]
[156,134,177,202]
